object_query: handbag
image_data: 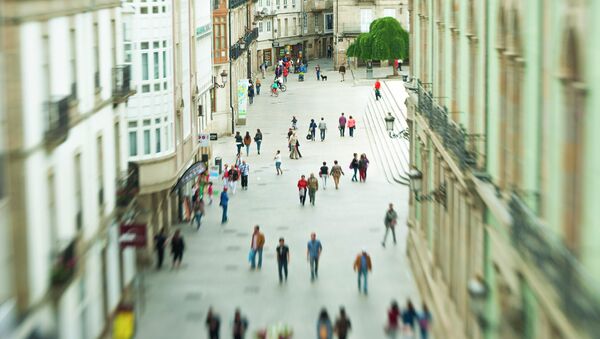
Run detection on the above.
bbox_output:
[306,133,312,140]
[248,249,255,263]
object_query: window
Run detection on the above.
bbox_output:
[277,19,281,37]
[267,21,271,31]
[129,131,138,156]
[276,0,279,6]
[163,50,167,78]
[0,154,5,199]
[259,22,263,33]
[360,9,373,32]
[47,172,57,247]
[267,0,270,5]
[93,22,100,89]
[144,130,151,154]
[325,13,334,32]
[141,6,148,14]
[74,153,83,231]
[283,0,287,6]
[154,51,160,79]
[293,18,297,35]
[384,8,395,18]
[292,0,295,6]
[314,15,318,30]
[142,84,150,92]
[97,135,104,212]
[70,28,77,98]
[155,128,161,152]
[152,6,159,13]
[303,13,308,34]
[142,53,149,80]
[42,35,50,103]
[284,18,288,36]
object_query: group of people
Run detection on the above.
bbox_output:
[306,113,357,142]
[385,300,432,339]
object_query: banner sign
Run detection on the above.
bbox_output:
[237,79,249,120]
[119,223,147,249]
[198,133,209,147]
[170,161,207,193]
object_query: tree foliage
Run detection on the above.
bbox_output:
[346,17,409,62]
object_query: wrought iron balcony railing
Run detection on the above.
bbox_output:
[112,65,135,102]
[229,0,247,9]
[230,28,259,61]
[45,96,71,144]
[509,194,600,337]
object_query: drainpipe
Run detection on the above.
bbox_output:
[229,7,235,134]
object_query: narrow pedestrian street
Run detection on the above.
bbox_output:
[136,60,422,338]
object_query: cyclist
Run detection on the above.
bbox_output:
[271,81,279,96]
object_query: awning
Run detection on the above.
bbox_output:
[170,161,206,193]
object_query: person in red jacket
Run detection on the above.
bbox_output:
[297,175,308,206]
[374,79,382,100]
[283,66,289,83]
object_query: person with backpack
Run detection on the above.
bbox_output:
[243,131,252,156]
[329,160,345,189]
[418,303,432,339]
[382,203,398,247]
[248,83,255,104]
[334,307,352,339]
[234,131,243,155]
[232,309,249,339]
[318,117,327,141]
[309,119,318,141]
[319,161,329,189]
[349,154,359,182]
[316,308,333,339]
[254,129,263,155]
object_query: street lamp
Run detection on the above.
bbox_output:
[214,69,228,88]
[468,275,492,330]
[384,112,409,139]
[408,168,447,207]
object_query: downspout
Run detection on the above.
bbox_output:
[229,7,235,134]
[535,0,542,214]
[483,0,489,172]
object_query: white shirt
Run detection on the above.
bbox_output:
[274,154,282,163]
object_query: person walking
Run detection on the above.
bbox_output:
[228,165,240,194]
[334,307,352,339]
[319,162,329,189]
[291,116,298,130]
[402,300,418,336]
[374,79,382,100]
[207,181,214,204]
[171,230,185,269]
[276,237,290,283]
[385,301,401,339]
[353,248,372,294]
[255,78,261,95]
[317,308,333,339]
[307,232,322,281]
[358,154,370,182]
[297,175,308,206]
[287,128,294,150]
[206,307,221,339]
[315,64,321,80]
[330,160,345,189]
[289,133,300,159]
[249,225,265,269]
[239,160,250,190]
[154,228,167,269]
[232,309,249,339]
[318,117,327,141]
[338,64,346,82]
[309,119,318,141]
[382,203,398,247]
[347,116,356,137]
[254,129,263,154]
[248,83,255,104]
[219,186,229,224]
[260,61,267,78]
[418,303,432,339]
[307,173,319,206]
[338,113,347,137]
[271,80,279,96]
[234,131,243,155]
[193,198,205,230]
[283,66,289,83]
[243,131,252,156]
[349,154,359,182]
[274,150,283,175]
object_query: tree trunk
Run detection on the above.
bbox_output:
[393,64,398,76]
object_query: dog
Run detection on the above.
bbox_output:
[320,74,328,81]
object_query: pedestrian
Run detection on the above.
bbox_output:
[382,203,398,247]
[289,133,300,159]
[228,165,240,194]
[298,175,308,206]
[307,173,319,206]
[307,232,322,281]
[315,64,321,80]
[385,301,401,339]
[239,160,250,190]
[260,61,267,78]
[334,307,352,339]
[234,131,243,155]
[249,225,265,269]
[329,160,345,189]
[193,198,205,230]
[358,154,369,182]
[319,161,329,189]
[207,181,214,204]
[338,64,346,82]
[254,129,263,154]
[206,307,221,339]
[256,78,261,95]
[374,79,382,100]
[276,237,290,283]
[338,113,347,137]
[327,44,333,58]
[347,116,356,137]
[235,153,242,167]
[287,128,294,151]
[222,164,230,187]
[418,303,432,339]
[296,138,303,158]
[309,119,317,141]
[171,230,185,269]
[243,131,252,156]
[248,83,255,104]
[154,228,167,269]
[219,186,229,224]
[349,154,359,182]
[283,66,289,83]
[353,247,372,294]
[274,150,283,175]
[291,116,298,130]
[317,308,333,339]
[232,309,249,339]
[402,300,418,336]
[318,117,327,141]
[271,80,278,96]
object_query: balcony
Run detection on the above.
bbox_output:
[312,0,333,11]
[229,0,247,9]
[44,96,71,146]
[339,23,364,35]
[112,65,136,104]
[116,163,140,212]
[230,28,259,61]
[49,239,78,296]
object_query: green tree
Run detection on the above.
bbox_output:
[346,17,409,76]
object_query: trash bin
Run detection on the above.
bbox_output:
[215,157,223,174]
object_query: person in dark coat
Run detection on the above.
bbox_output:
[154,228,167,269]
[171,229,185,269]
[206,307,221,339]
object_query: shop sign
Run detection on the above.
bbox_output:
[119,223,147,249]
[272,42,280,47]
[210,133,218,141]
[198,133,210,147]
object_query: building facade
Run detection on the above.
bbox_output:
[334,0,408,68]
[255,0,304,65]
[406,1,600,339]
[1,0,137,337]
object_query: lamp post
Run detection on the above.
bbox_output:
[408,168,447,207]
[384,112,409,139]
[468,276,494,333]
[214,69,228,88]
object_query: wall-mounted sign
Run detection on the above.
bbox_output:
[209,133,218,141]
[198,133,210,147]
[272,42,280,47]
[195,24,212,38]
[119,223,147,249]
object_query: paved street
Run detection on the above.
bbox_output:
[136,59,422,339]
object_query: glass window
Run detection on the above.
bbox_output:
[284,0,287,6]
[141,7,148,14]
[143,119,151,126]
[155,128,161,152]
[142,84,150,92]
[153,41,160,49]
[259,22,263,33]
[141,42,149,49]
[152,6,159,13]
[360,9,373,32]
[129,131,138,156]
[163,40,167,48]
[142,53,149,80]
[163,51,167,78]
[144,130,151,154]
[124,43,132,63]
[128,121,137,128]
[292,0,295,6]
[154,51,160,79]
[267,21,271,31]
[154,83,161,91]
[325,14,334,31]
[164,82,168,90]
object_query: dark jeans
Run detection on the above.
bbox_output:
[257,86,261,95]
[349,127,355,137]
[236,144,242,155]
[256,141,261,154]
[339,126,345,136]
[310,129,316,141]
[249,95,254,104]
[299,190,306,205]
[317,71,320,80]
[251,248,263,268]
[221,204,228,223]
[320,129,326,141]
[278,260,288,281]
[309,257,319,279]
[173,250,183,263]
[156,249,165,269]
[352,168,358,181]
[241,175,248,188]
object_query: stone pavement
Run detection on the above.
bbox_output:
[136,59,424,339]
